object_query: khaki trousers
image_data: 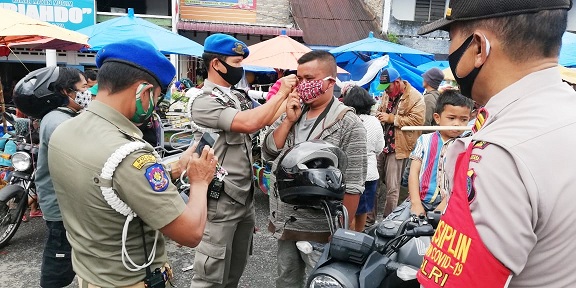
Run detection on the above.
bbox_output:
[276,240,323,288]
[372,152,405,219]
[77,263,172,288]
[78,277,145,288]
[190,191,255,288]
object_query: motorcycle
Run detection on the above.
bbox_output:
[306,209,441,288]
[0,138,38,248]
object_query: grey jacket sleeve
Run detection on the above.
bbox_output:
[340,113,367,195]
[261,114,286,162]
[424,95,437,126]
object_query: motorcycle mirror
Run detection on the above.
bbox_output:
[396,265,418,281]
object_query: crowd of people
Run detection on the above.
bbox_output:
[5,0,576,287]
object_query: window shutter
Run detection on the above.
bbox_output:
[414,0,446,22]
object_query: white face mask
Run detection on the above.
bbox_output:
[74,90,92,109]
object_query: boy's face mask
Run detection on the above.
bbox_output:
[130,83,155,125]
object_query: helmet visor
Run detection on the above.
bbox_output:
[301,168,344,191]
[281,140,348,172]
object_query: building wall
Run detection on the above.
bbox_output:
[392,0,416,21]
[389,17,449,57]
[364,0,383,20]
[179,0,292,26]
[146,0,170,15]
[256,0,292,26]
[568,8,576,32]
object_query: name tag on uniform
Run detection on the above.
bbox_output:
[133,154,156,170]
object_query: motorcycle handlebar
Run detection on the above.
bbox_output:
[405,224,434,237]
[426,211,442,228]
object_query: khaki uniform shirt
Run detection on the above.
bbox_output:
[190,80,253,204]
[444,67,576,287]
[48,101,186,287]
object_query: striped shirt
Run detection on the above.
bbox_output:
[410,131,451,206]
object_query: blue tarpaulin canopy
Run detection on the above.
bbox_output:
[77,8,203,56]
[368,58,428,96]
[329,32,435,71]
[417,60,449,72]
[560,32,576,67]
[243,65,276,72]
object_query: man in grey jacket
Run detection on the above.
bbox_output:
[15,67,86,288]
[262,50,367,288]
[422,67,444,128]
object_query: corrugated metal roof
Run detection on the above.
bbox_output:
[290,0,382,46]
[177,21,304,37]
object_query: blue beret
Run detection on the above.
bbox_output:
[95,40,176,89]
[204,34,249,58]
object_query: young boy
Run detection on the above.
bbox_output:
[408,89,473,216]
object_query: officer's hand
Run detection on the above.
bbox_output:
[187,144,217,185]
[173,142,198,179]
[285,93,302,123]
[410,203,426,217]
[278,75,298,97]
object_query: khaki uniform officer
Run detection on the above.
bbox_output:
[189,33,297,288]
[417,0,576,287]
[48,39,217,287]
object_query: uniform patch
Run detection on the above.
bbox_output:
[145,164,169,192]
[232,42,246,56]
[472,108,489,133]
[473,141,490,150]
[470,154,482,163]
[132,154,156,170]
[466,169,477,204]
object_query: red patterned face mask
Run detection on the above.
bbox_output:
[296,76,333,102]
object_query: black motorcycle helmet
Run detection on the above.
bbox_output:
[13,66,71,119]
[276,140,347,205]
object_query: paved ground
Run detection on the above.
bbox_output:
[0,184,404,287]
[0,190,278,288]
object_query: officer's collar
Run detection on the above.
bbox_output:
[86,100,144,140]
[203,79,231,96]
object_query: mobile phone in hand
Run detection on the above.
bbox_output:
[195,132,219,154]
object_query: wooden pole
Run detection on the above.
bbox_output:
[401,126,472,131]
[0,81,5,134]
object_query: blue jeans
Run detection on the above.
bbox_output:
[356,180,378,215]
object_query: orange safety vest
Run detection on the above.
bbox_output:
[417,143,510,287]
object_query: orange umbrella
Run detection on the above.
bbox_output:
[559,66,576,84]
[244,34,347,73]
[244,35,311,70]
[0,8,88,50]
[442,67,454,81]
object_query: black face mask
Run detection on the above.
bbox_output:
[215,60,244,86]
[448,34,489,98]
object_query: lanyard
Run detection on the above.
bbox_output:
[298,97,335,141]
